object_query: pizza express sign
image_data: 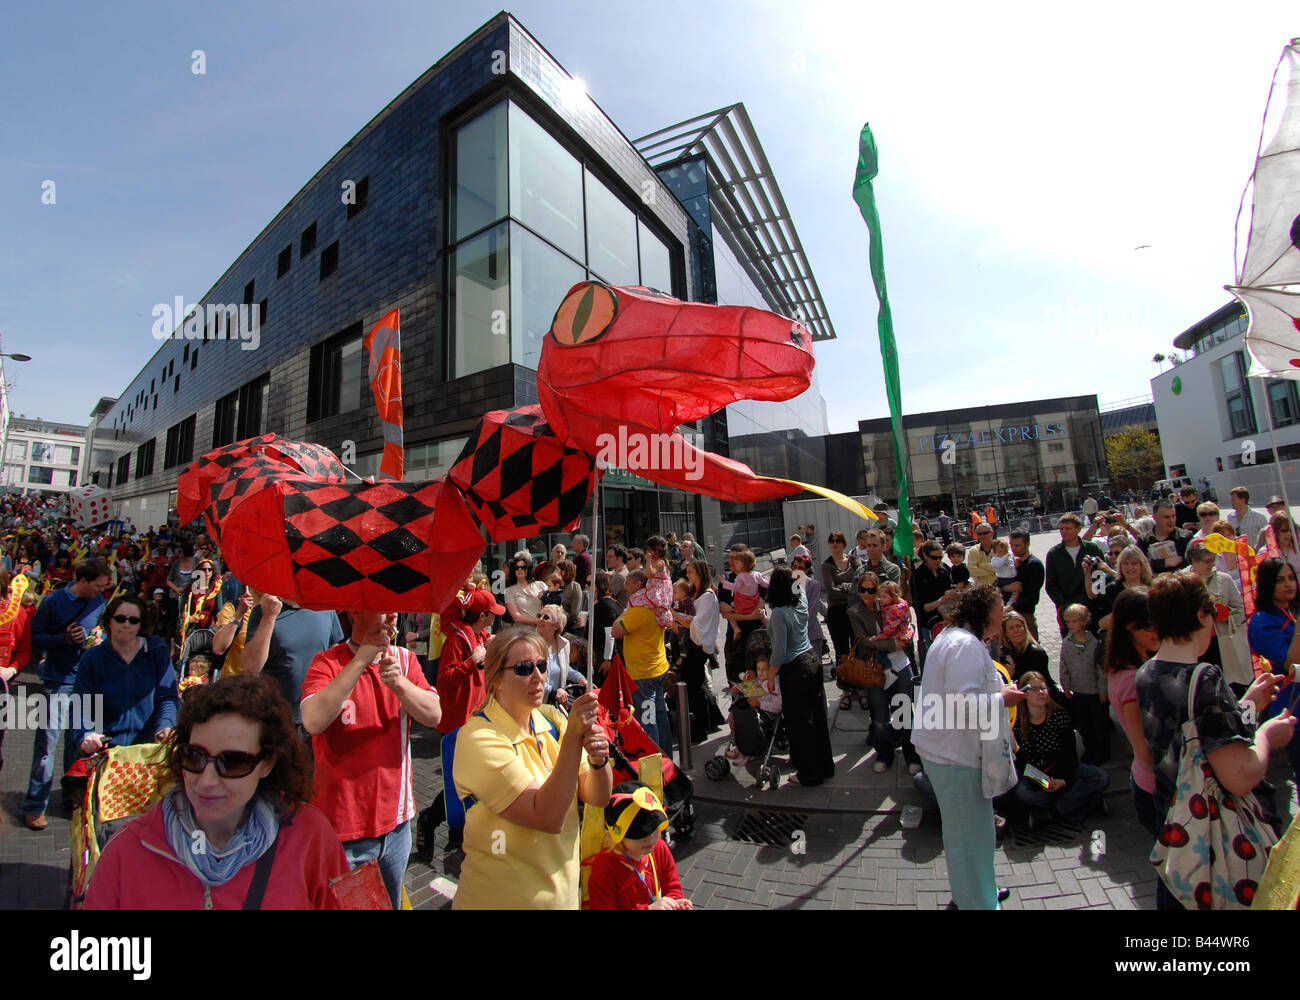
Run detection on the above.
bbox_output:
[915,422,1068,454]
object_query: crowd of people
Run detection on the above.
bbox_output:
[5,479,1300,911]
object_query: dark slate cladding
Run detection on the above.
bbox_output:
[98,12,691,501]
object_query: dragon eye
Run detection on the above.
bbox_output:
[549,281,619,346]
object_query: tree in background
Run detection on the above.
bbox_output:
[1106,425,1164,491]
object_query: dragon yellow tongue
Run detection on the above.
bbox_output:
[761,479,878,522]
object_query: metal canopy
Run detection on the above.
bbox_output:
[634,104,836,342]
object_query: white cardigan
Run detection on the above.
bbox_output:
[689,590,720,655]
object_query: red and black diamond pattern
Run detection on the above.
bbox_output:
[179,434,347,537]
[219,475,483,612]
[447,405,599,542]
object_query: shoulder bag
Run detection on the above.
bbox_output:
[1150,663,1277,909]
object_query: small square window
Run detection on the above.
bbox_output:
[301,222,317,258]
[260,298,268,327]
[277,245,292,277]
[191,349,198,370]
[320,241,339,280]
[244,280,255,305]
[347,176,370,220]
[183,343,190,363]
[174,375,180,393]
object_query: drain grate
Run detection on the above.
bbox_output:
[1007,817,1085,848]
[732,810,809,847]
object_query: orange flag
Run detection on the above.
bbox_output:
[363,309,404,480]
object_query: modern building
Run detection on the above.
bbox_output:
[2,416,89,497]
[1152,300,1300,500]
[90,12,834,570]
[857,395,1110,519]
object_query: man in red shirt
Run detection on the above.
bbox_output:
[301,611,442,908]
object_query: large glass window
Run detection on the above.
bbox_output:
[509,103,584,259]
[585,171,638,284]
[454,102,507,241]
[405,439,469,482]
[1220,352,1257,437]
[449,98,679,378]
[30,441,53,463]
[1269,380,1300,429]
[308,326,364,422]
[29,466,56,485]
[453,223,511,377]
[511,225,585,369]
[639,220,672,293]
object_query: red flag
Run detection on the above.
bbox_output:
[363,309,404,480]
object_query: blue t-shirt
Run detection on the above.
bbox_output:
[1248,604,1294,672]
[29,588,107,685]
[245,606,344,721]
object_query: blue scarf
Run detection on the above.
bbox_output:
[162,788,280,887]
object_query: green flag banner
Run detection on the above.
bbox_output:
[852,124,912,560]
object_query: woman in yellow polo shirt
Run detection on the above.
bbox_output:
[452,627,612,909]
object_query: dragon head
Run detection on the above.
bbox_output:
[538,281,813,432]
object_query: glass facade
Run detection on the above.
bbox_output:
[449,99,680,379]
[861,400,1109,517]
[1219,351,1257,438]
[1186,307,1248,357]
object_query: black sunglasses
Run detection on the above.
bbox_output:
[111,614,142,625]
[860,586,878,594]
[508,658,548,677]
[177,744,266,778]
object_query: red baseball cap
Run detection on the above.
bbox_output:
[449,587,504,619]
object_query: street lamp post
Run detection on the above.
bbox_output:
[0,350,33,495]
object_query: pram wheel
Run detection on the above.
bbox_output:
[759,764,780,789]
[704,757,729,781]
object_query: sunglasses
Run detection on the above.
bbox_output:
[111,614,142,625]
[926,553,942,560]
[508,658,548,677]
[1025,685,1049,693]
[177,744,266,778]
[860,586,878,594]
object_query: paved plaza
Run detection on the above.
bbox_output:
[2,530,1294,911]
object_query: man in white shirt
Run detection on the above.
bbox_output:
[788,533,811,561]
[1226,486,1268,544]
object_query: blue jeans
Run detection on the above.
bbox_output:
[634,675,673,760]
[23,681,77,816]
[1013,763,1108,822]
[343,819,411,910]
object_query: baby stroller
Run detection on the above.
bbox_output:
[66,741,169,908]
[704,627,788,789]
[597,656,696,844]
[704,700,788,789]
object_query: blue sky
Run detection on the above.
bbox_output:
[1,0,1295,433]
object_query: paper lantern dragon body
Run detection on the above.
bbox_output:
[179,282,867,612]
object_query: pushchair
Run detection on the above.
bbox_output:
[704,698,788,789]
[596,655,696,844]
[66,741,169,908]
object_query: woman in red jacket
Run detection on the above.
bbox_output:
[84,674,349,909]
[585,782,693,910]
